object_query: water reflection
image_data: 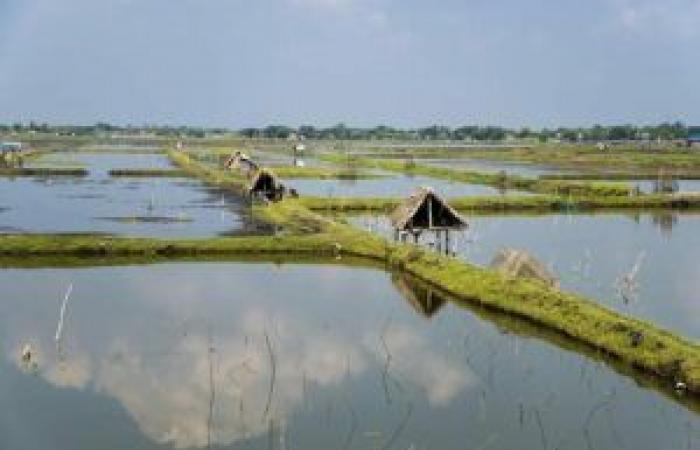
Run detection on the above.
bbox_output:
[0,153,269,237]
[0,264,697,450]
[351,212,700,340]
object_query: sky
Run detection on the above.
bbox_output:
[1,0,700,128]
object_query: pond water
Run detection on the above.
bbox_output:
[1,153,268,237]
[288,174,527,198]
[0,263,697,450]
[351,212,700,340]
[418,158,578,178]
[620,180,700,194]
[27,152,175,174]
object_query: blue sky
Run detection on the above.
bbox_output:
[1,0,699,128]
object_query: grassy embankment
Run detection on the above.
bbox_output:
[188,146,382,180]
[296,192,700,214]
[540,172,700,181]
[449,145,700,170]
[320,154,632,196]
[271,166,382,180]
[1,148,696,394]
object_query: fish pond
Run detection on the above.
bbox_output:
[0,262,697,450]
[286,173,528,198]
[351,211,700,340]
[0,152,268,237]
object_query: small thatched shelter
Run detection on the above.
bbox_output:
[225,151,259,173]
[249,168,283,201]
[490,248,559,288]
[389,187,467,253]
[390,187,467,232]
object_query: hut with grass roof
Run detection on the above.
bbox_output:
[249,168,284,201]
[390,186,468,253]
[490,248,559,289]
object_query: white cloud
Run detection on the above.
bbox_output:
[288,0,353,9]
[615,0,700,38]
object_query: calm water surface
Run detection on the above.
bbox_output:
[352,212,700,340]
[27,152,174,173]
[1,153,267,237]
[289,174,527,198]
[0,263,697,450]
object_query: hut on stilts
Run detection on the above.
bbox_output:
[389,187,468,254]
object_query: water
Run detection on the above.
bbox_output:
[27,152,174,174]
[288,174,527,198]
[351,212,700,340]
[394,159,700,192]
[419,158,578,178]
[0,262,697,450]
[625,180,700,194]
[0,153,268,237]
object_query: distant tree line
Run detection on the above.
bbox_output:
[0,122,222,139]
[0,121,693,141]
[241,122,692,141]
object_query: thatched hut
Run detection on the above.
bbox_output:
[490,248,559,288]
[390,187,467,231]
[249,168,283,201]
[390,187,467,251]
[225,151,259,174]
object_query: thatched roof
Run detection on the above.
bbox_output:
[389,186,467,231]
[490,248,559,288]
[249,168,279,193]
